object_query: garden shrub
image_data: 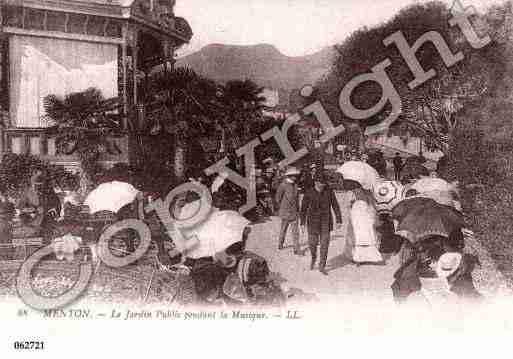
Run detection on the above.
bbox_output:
[472,152,513,279]
[445,98,513,285]
[0,153,78,198]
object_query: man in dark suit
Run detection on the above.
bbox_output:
[393,153,404,181]
[300,172,343,275]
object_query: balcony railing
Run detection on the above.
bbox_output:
[1,127,129,164]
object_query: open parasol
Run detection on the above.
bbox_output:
[392,197,466,244]
[409,177,455,193]
[181,210,250,259]
[407,177,461,210]
[337,161,380,190]
[372,180,405,213]
[84,181,139,214]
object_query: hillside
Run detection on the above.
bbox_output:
[175,44,335,92]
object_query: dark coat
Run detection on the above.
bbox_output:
[299,169,314,191]
[392,243,482,303]
[393,155,403,170]
[300,186,342,235]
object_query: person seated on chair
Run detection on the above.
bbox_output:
[13,170,45,238]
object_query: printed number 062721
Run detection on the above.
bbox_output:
[13,341,44,350]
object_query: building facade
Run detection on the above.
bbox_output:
[0,0,192,172]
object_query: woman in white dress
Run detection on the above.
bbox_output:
[342,179,383,264]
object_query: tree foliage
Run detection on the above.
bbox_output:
[0,153,78,197]
[144,67,268,181]
[316,1,507,153]
[43,87,123,185]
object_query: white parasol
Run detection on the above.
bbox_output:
[337,161,380,190]
[84,181,140,214]
[407,177,461,211]
[181,210,250,259]
[409,177,456,193]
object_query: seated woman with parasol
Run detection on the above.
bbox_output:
[389,178,482,305]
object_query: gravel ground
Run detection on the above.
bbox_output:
[0,254,196,306]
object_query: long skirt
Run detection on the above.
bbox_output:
[343,200,383,263]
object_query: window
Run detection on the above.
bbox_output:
[47,137,56,156]
[2,6,23,28]
[25,9,46,31]
[11,136,23,154]
[29,136,41,155]
[105,20,122,38]
[46,11,66,32]
[67,13,87,34]
[87,16,107,37]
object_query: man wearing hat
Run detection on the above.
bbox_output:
[275,167,302,255]
[300,172,342,275]
[393,152,404,181]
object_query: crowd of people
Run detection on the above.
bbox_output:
[274,164,381,276]
[0,148,480,307]
[267,150,481,305]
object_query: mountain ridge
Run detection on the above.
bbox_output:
[175,43,336,92]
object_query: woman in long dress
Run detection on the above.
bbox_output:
[342,180,383,264]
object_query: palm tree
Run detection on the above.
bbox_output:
[221,79,266,141]
[217,79,266,170]
[144,67,219,181]
[43,87,123,190]
[144,70,268,181]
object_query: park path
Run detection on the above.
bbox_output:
[245,192,399,306]
[245,191,511,307]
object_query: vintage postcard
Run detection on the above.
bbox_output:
[1,0,513,356]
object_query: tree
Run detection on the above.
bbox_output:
[144,67,220,183]
[218,79,267,169]
[43,87,123,190]
[316,1,505,154]
[145,69,268,181]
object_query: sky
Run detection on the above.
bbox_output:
[175,0,496,57]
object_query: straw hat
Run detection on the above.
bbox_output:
[435,252,462,278]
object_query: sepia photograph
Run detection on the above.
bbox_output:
[0,0,512,356]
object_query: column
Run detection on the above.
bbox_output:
[132,37,138,106]
[121,24,128,127]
